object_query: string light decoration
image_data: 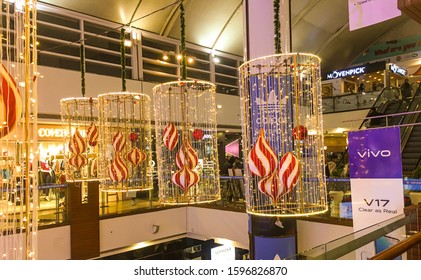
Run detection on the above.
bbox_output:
[0,0,38,259]
[153,81,220,204]
[60,43,100,183]
[152,1,220,205]
[97,92,153,192]
[60,97,99,182]
[238,53,328,217]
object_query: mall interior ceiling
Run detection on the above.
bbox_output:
[40,0,421,76]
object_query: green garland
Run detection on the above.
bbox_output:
[80,43,86,97]
[120,28,127,91]
[180,1,187,80]
[273,0,281,54]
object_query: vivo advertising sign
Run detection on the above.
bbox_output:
[348,127,402,179]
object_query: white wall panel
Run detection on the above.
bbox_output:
[38,225,71,260]
[100,207,187,252]
[186,207,249,249]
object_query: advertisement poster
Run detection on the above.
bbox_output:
[348,127,405,259]
[348,0,401,31]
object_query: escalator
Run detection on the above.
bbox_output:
[400,96,421,173]
[332,88,421,176]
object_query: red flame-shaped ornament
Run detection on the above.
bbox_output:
[247,128,277,177]
[109,154,128,183]
[86,123,99,147]
[277,152,300,195]
[163,122,178,150]
[0,64,21,139]
[112,131,126,152]
[69,129,86,155]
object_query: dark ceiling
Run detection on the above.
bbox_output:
[39,0,421,75]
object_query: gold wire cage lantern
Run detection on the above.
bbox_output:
[97,92,153,192]
[239,53,328,217]
[153,81,220,205]
[60,97,99,182]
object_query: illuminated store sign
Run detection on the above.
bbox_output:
[389,63,407,76]
[325,61,386,80]
[38,126,86,139]
[326,66,366,79]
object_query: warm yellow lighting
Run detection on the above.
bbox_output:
[188,57,194,63]
[217,104,222,109]
[213,57,220,63]
[176,54,182,60]
[163,53,169,61]
[124,39,132,47]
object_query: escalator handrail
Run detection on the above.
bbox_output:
[400,96,421,152]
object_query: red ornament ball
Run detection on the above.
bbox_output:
[192,129,204,141]
[129,132,139,142]
[292,125,308,140]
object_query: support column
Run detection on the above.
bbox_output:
[243,0,297,260]
[69,181,100,259]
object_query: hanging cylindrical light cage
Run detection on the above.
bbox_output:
[239,53,328,217]
[0,0,38,260]
[97,92,153,192]
[153,81,220,205]
[60,97,99,182]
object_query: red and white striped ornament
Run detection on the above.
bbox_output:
[163,122,179,150]
[277,152,300,195]
[86,123,99,147]
[171,165,200,194]
[112,131,126,152]
[126,147,147,166]
[69,154,88,170]
[69,129,86,155]
[109,154,128,183]
[247,128,277,177]
[0,64,22,139]
[176,138,198,169]
[258,171,284,205]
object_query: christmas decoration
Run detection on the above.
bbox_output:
[292,125,308,140]
[247,128,278,177]
[192,128,204,140]
[87,123,99,146]
[163,122,179,150]
[0,64,22,139]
